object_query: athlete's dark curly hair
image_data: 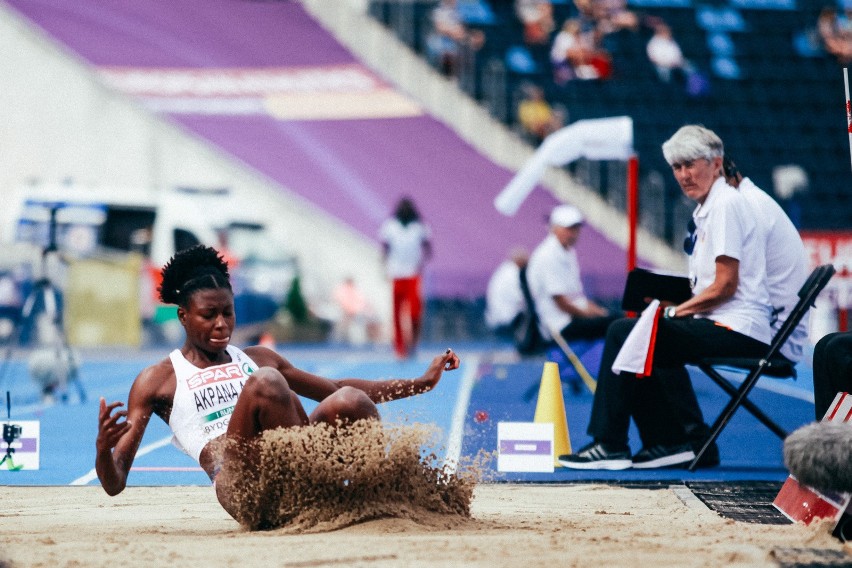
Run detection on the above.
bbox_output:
[158,245,232,307]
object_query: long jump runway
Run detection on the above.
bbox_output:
[0,341,816,487]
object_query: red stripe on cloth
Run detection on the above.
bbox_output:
[639,306,662,378]
[828,392,848,421]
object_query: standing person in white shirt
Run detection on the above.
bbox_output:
[380,197,432,359]
[722,156,809,362]
[562,125,773,470]
[485,247,529,338]
[525,204,618,344]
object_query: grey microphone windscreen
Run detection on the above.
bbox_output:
[783,421,852,494]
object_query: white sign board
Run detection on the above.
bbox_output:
[1,420,40,470]
[498,421,554,473]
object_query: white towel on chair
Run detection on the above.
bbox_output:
[612,300,661,377]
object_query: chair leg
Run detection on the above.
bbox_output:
[689,366,788,471]
[700,366,788,439]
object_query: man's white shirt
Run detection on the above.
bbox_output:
[485,260,525,328]
[738,177,809,361]
[690,177,772,345]
[526,233,588,339]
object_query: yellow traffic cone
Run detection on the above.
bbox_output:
[534,361,571,467]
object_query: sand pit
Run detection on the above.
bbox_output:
[1,483,850,567]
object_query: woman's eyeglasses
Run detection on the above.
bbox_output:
[683,219,697,255]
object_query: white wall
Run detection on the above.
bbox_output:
[0,4,391,324]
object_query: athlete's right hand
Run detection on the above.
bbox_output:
[96,397,130,453]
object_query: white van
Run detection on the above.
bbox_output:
[1,181,298,313]
[4,182,231,263]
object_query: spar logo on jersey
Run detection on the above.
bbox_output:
[187,363,244,389]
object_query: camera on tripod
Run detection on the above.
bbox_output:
[0,198,87,404]
[3,422,21,445]
[1,392,26,470]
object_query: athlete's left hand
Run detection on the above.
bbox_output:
[419,348,460,391]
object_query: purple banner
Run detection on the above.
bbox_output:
[499,440,552,456]
[2,437,38,453]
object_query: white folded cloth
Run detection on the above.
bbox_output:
[612,300,662,377]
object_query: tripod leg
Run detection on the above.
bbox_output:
[55,331,86,403]
[0,286,40,390]
[0,451,24,471]
[67,352,86,403]
[44,284,86,403]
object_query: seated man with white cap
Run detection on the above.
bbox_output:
[525,204,620,345]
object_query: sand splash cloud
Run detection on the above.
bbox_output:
[221,420,482,532]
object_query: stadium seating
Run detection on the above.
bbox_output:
[370,0,852,243]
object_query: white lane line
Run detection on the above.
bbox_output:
[444,355,479,473]
[69,435,173,486]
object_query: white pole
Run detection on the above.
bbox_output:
[844,68,852,172]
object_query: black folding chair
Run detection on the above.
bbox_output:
[688,264,836,471]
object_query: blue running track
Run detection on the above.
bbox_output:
[0,341,817,487]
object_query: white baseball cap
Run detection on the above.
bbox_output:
[549,204,584,228]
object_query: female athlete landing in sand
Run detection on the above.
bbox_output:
[96,245,459,521]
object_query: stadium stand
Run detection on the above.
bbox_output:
[371,0,852,244]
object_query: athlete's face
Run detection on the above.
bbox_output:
[670,156,722,204]
[178,288,235,354]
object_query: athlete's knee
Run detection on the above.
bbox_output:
[331,386,377,411]
[325,386,379,423]
[244,367,293,405]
